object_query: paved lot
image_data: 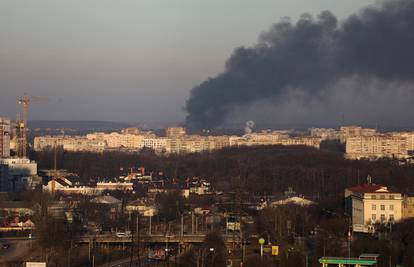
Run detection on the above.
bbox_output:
[0,240,32,263]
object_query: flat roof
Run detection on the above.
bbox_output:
[319,257,377,265]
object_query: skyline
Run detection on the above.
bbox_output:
[0,0,378,126]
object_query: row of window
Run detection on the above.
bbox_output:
[370,194,396,200]
[372,214,394,222]
[372,204,394,211]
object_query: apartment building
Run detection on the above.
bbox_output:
[346,134,408,159]
[390,132,414,154]
[34,136,106,152]
[231,134,321,149]
[142,137,168,152]
[402,195,414,219]
[310,128,339,140]
[340,126,376,143]
[34,127,323,154]
[345,184,403,228]
[87,132,154,149]
[166,127,186,138]
[0,117,10,158]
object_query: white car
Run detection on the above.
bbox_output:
[116,231,132,238]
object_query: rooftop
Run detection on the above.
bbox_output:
[347,184,394,194]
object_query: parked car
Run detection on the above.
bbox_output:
[1,243,10,249]
[116,231,132,238]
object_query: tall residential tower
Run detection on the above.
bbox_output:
[0,117,10,158]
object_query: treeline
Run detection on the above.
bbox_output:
[33,145,414,200]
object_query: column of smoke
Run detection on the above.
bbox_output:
[244,120,255,135]
[185,0,414,130]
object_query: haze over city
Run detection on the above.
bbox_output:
[4,1,414,267]
[3,0,406,128]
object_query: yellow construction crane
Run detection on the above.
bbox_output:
[17,94,48,158]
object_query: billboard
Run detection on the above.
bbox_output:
[26,263,46,267]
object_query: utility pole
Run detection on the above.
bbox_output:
[149,215,152,235]
[181,213,184,237]
[192,212,195,234]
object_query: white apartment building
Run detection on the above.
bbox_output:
[280,137,322,149]
[34,136,106,152]
[231,134,321,149]
[310,128,339,140]
[345,184,403,227]
[34,127,322,154]
[390,132,414,154]
[0,117,11,158]
[142,137,168,152]
[166,127,186,138]
[340,126,377,143]
[87,132,155,149]
[346,135,408,159]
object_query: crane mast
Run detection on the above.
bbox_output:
[16,94,48,158]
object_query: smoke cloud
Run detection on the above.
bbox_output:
[185,0,414,129]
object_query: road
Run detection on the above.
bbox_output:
[97,256,153,267]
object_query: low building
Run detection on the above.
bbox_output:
[96,181,133,191]
[0,201,34,216]
[269,196,315,207]
[125,199,157,217]
[345,183,403,228]
[91,195,122,214]
[0,158,41,192]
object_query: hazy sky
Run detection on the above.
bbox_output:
[0,0,376,123]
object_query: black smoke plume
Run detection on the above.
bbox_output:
[185,0,414,129]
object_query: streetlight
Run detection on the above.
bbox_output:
[209,247,216,266]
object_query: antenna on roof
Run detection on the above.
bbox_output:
[367,175,372,184]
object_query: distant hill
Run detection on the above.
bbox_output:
[28,120,132,130]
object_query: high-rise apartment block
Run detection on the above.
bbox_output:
[0,117,11,158]
[346,135,408,160]
[166,127,186,138]
[340,126,377,143]
[310,128,339,140]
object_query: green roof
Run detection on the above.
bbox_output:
[319,257,377,265]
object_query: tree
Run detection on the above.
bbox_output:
[155,191,186,221]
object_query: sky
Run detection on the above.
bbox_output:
[0,0,376,124]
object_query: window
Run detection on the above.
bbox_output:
[381,205,385,211]
[380,195,385,200]
[372,214,376,221]
[389,214,395,222]
[389,205,394,211]
[381,214,386,222]
[371,195,377,199]
[389,195,395,200]
[372,204,376,210]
